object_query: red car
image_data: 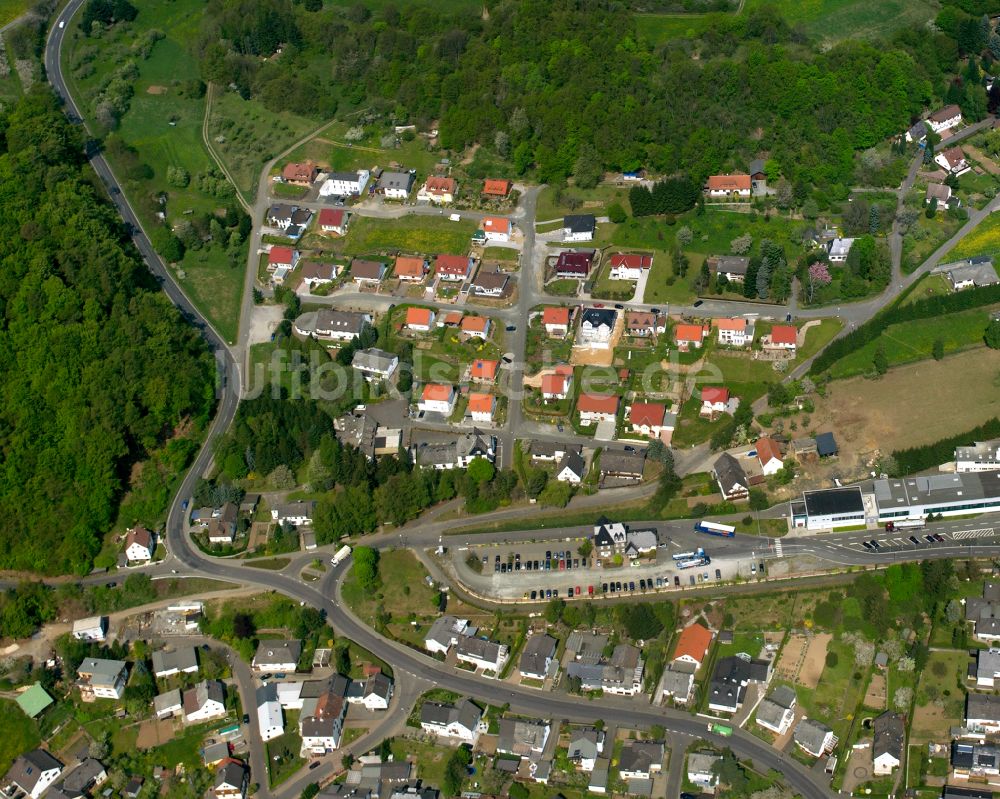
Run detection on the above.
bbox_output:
[587,585,594,596]
[575,586,582,596]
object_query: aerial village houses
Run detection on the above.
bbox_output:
[563,214,596,242]
[300,262,338,290]
[763,324,798,353]
[460,315,491,340]
[417,176,457,204]
[482,179,512,198]
[579,307,615,346]
[715,318,754,347]
[713,452,749,501]
[827,237,854,263]
[926,183,953,206]
[555,250,594,279]
[124,526,154,562]
[674,323,707,350]
[629,402,673,439]
[542,366,573,401]
[268,246,299,272]
[406,307,435,332]
[625,311,662,338]
[282,161,317,186]
[943,257,1000,291]
[481,216,513,242]
[351,259,387,286]
[418,384,457,416]
[319,169,369,197]
[756,437,784,475]
[377,170,415,200]
[710,255,750,283]
[308,309,371,343]
[935,146,971,176]
[543,306,571,336]
[928,104,963,134]
[318,207,349,234]
[704,174,751,201]
[468,392,496,423]
[701,386,731,419]
[470,358,499,384]
[420,699,485,744]
[577,393,619,424]
[609,253,652,281]
[435,253,474,282]
[394,256,428,282]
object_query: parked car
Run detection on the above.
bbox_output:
[715,568,722,579]
[530,590,537,600]
[673,576,680,587]
[588,585,594,595]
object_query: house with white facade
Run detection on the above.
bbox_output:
[419,699,485,745]
[608,253,652,280]
[481,217,513,242]
[827,237,854,263]
[577,393,619,425]
[252,640,302,673]
[714,318,754,347]
[563,215,596,242]
[755,686,797,735]
[77,658,127,701]
[71,616,107,642]
[687,752,721,790]
[183,680,226,724]
[928,104,962,134]
[256,684,285,742]
[579,308,616,347]
[124,526,154,562]
[319,170,370,197]
[418,384,457,416]
[455,636,509,673]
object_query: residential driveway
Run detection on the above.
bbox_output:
[634,268,651,304]
[594,417,616,441]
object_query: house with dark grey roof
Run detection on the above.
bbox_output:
[873,711,904,775]
[713,452,749,501]
[60,758,107,796]
[967,692,1000,734]
[951,741,1000,779]
[351,348,399,381]
[708,656,771,713]
[1,749,63,799]
[497,717,550,757]
[565,644,645,696]
[419,699,484,744]
[519,634,557,681]
[599,450,646,483]
[659,663,695,705]
[619,741,664,780]
[377,171,415,200]
[252,640,302,673]
[793,718,836,757]
[152,646,199,678]
[424,615,472,654]
[816,432,838,457]
[563,214,596,242]
[566,631,608,664]
[755,685,796,735]
[214,759,248,799]
[455,636,509,673]
[568,728,605,771]
[709,255,750,283]
[557,449,587,484]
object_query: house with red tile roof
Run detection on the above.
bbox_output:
[317,208,348,235]
[625,311,662,338]
[394,256,428,282]
[541,367,573,401]
[418,384,456,415]
[417,176,458,204]
[439,311,464,328]
[125,526,155,562]
[555,251,593,279]
[577,393,619,424]
[700,387,731,419]
[435,254,473,282]
[704,174,751,200]
[268,246,298,271]
[629,402,673,439]
[481,217,512,242]
[468,392,496,423]
[482,179,512,197]
[405,307,435,332]
[609,253,653,281]
[542,306,571,336]
[460,316,491,339]
[470,359,499,383]
[672,623,713,669]
[756,437,784,476]
[281,161,318,186]
[763,325,797,352]
[674,323,707,350]
[714,318,755,348]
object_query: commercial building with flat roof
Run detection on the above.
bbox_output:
[874,472,1000,521]
[791,486,866,530]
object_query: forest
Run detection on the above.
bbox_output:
[178,0,994,186]
[0,89,214,575]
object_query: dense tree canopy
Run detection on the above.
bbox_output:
[0,89,214,574]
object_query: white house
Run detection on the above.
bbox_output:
[563,214,596,242]
[256,685,285,742]
[873,711,904,776]
[756,437,784,476]
[154,688,182,719]
[417,176,457,204]
[956,439,1000,472]
[299,262,338,290]
[935,146,971,176]
[481,216,513,242]
[351,348,399,382]
[3,750,63,799]
[967,693,1000,735]
[405,306,436,332]
[556,450,586,484]
[424,615,471,654]
[755,686,797,736]
[183,680,226,724]
[376,171,415,200]
[71,616,107,642]
[541,368,573,401]
[629,402,672,439]
[300,693,346,754]
[577,393,619,425]
[419,699,485,744]
[318,208,348,234]
[468,393,496,424]
[77,658,127,701]
[674,324,707,350]
[793,718,836,758]
[252,640,302,673]
[714,318,754,347]
[700,387,730,418]
[827,237,854,263]
[928,104,962,134]
[568,728,605,772]
[418,384,457,415]
[125,526,154,562]
[519,634,557,681]
[687,752,721,790]
[151,647,199,678]
[356,672,393,711]
[455,637,509,673]
[319,170,370,197]
[271,501,315,527]
[608,253,652,280]
[704,174,751,200]
[579,308,616,346]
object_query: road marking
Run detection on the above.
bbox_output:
[951,528,995,539]
[774,539,784,558]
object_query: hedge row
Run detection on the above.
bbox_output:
[891,417,1000,475]
[809,282,1000,375]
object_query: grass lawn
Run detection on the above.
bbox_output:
[828,306,1000,379]
[535,184,626,222]
[899,274,951,306]
[945,211,1000,261]
[671,381,767,447]
[911,650,967,743]
[0,0,28,27]
[796,319,843,362]
[341,550,441,647]
[482,246,518,264]
[545,279,580,297]
[0,30,24,105]
[207,89,317,201]
[791,638,868,741]
[266,712,304,788]
[903,210,963,274]
[743,0,937,43]
[390,738,453,788]
[0,699,39,773]
[336,215,477,257]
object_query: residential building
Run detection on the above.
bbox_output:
[256,684,285,742]
[213,760,249,799]
[424,616,472,654]
[827,238,854,263]
[926,183,953,206]
[935,146,971,176]
[308,309,371,343]
[206,501,238,544]
[271,500,315,526]
[282,161,317,185]
[659,665,695,705]
[710,255,750,283]
[568,728,605,772]
[565,644,644,696]
[460,316,491,339]
[352,348,399,382]
[943,257,999,290]
[435,253,474,282]
[351,259,387,285]
[906,120,929,143]
[355,672,393,711]
[942,788,994,799]
[578,393,619,425]
[529,441,576,462]
[377,171,415,199]
[629,402,673,439]
[619,741,664,781]
[793,718,836,757]
[1,750,63,799]
[713,452,749,501]
[715,318,754,347]
[599,449,646,483]
[455,636,508,673]
[268,246,298,271]
[589,759,610,795]
[624,528,658,559]
[125,526,154,562]
[71,616,107,642]
[701,386,731,419]
[704,174,751,200]
[319,170,370,197]
[482,179,512,198]
[625,311,663,338]
[791,486,865,531]
[763,325,797,352]
[418,384,457,416]
[593,521,628,557]
[579,307,615,345]
[267,203,295,229]
[77,658,127,701]
[749,158,767,192]
[608,253,652,280]
[497,718,550,757]
[61,759,107,796]
[956,439,1000,472]
[708,655,771,713]
[252,640,302,673]
[419,699,485,744]
[674,323,707,350]
[183,680,226,723]
[541,366,573,400]
[555,250,594,279]
[756,686,797,735]
[300,692,347,754]
[542,306,571,336]
[393,256,428,282]
[300,261,339,290]
[417,176,457,204]
[412,430,495,470]
[152,646,199,678]
[470,269,510,297]
[468,392,496,424]
[519,634,557,681]
[672,623,713,669]
[154,688,182,718]
[967,693,1000,734]
[405,307,435,332]
[929,104,963,134]
[756,437,784,476]
[563,214,596,242]
[873,711,904,775]
[481,217,513,242]
[556,450,587,484]
[687,752,721,790]
[470,359,499,383]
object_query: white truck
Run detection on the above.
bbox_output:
[331,545,352,566]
